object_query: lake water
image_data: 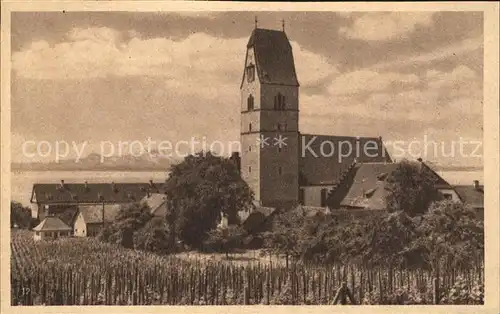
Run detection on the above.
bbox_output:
[10,170,483,206]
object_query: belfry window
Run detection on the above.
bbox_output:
[246,64,255,82]
[274,93,286,110]
[247,95,254,111]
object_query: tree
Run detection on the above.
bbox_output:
[385,160,442,216]
[164,151,254,249]
[204,225,246,258]
[11,201,33,229]
[134,217,171,254]
[103,202,153,249]
[263,208,305,268]
[409,200,484,275]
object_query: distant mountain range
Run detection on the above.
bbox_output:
[11,151,178,172]
[11,154,482,172]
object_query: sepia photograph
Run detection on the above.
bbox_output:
[1,2,499,311]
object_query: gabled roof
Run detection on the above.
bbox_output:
[140,193,167,215]
[454,185,484,209]
[330,161,453,210]
[299,134,392,186]
[243,28,299,87]
[31,182,165,204]
[337,163,400,210]
[78,204,122,224]
[33,216,72,232]
[240,205,276,232]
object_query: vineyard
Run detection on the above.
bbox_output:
[11,230,484,305]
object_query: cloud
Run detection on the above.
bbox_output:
[426,65,479,89]
[371,35,483,70]
[339,12,435,41]
[12,26,337,91]
[301,64,482,127]
[327,70,419,95]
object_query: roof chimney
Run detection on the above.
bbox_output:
[473,180,479,190]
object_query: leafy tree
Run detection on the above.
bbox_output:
[409,200,484,275]
[263,208,306,268]
[11,201,33,229]
[362,211,419,268]
[164,151,254,249]
[134,217,171,254]
[204,225,246,258]
[104,202,153,249]
[385,160,442,216]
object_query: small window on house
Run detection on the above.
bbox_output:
[320,188,328,207]
[443,193,452,200]
[247,95,254,111]
[246,64,255,82]
[299,188,305,205]
[248,145,252,152]
[249,123,252,132]
[35,231,40,236]
[248,166,252,173]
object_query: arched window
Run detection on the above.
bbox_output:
[247,95,254,111]
[249,123,252,132]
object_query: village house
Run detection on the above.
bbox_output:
[453,180,484,218]
[30,180,165,223]
[73,204,122,237]
[140,193,168,217]
[32,215,72,241]
[72,192,168,237]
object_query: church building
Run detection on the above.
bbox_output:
[239,27,392,209]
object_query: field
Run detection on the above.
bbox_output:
[11,230,484,305]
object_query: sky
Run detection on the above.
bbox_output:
[11,11,484,167]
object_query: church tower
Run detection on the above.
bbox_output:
[240,27,300,208]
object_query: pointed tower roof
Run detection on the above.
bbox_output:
[244,28,299,87]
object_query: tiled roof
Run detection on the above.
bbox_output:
[337,163,400,210]
[299,134,392,186]
[244,28,299,86]
[454,185,484,209]
[79,204,122,224]
[33,216,72,232]
[31,182,165,204]
[331,161,453,210]
[140,193,167,214]
[240,205,276,232]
